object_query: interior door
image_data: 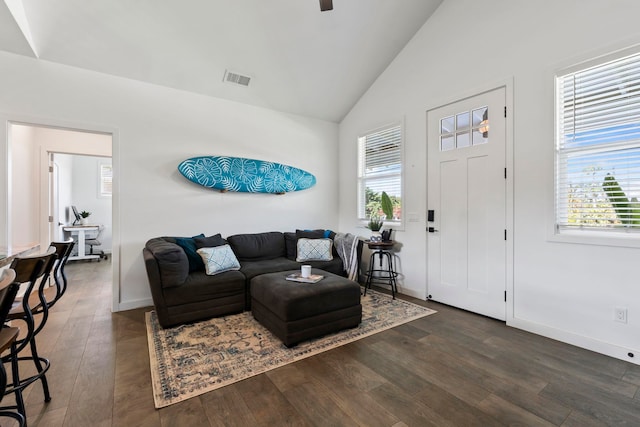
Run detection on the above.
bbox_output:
[427,87,507,320]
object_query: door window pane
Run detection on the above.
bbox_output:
[440,107,488,151]
[441,135,455,151]
[441,116,455,133]
[472,129,487,145]
[456,132,471,148]
[456,112,470,130]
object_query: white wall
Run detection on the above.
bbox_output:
[9,124,38,249]
[0,50,339,311]
[339,0,640,363]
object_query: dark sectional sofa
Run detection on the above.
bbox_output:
[143,230,362,328]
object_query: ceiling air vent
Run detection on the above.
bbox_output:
[223,70,251,87]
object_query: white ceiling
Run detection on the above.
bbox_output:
[0,0,442,122]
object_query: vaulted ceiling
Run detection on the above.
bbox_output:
[0,0,442,122]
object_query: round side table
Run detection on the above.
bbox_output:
[363,240,398,299]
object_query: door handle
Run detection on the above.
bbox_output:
[427,227,439,233]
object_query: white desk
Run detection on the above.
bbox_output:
[62,225,101,261]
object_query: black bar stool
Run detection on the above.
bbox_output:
[3,248,57,420]
[33,240,75,312]
[0,269,24,426]
[363,240,398,299]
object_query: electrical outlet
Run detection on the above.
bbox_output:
[614,307,628,324]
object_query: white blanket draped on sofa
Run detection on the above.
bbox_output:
[334,232,360,282]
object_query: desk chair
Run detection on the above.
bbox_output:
[85,225,107,261]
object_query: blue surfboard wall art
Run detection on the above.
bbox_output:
[178,156,316,193]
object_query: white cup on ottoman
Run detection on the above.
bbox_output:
[301,265,312,278]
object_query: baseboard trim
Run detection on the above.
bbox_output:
[508,317,639,365]
[117,298,153,312]
[397,287,427,300]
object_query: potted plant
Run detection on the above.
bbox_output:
[380,191,394,242]
[79,210,91,225]
[366,215,384,242]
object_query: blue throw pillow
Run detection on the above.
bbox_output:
[175,233,205,273]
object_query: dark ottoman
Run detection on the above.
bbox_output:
[251,269,362,347]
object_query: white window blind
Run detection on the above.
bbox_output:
[100,163,113,197]
[357,123,402,221]
[556,50,640,232]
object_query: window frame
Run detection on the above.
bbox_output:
[552,45,640,248]
[98,161,112,198]
[357,120,404,228]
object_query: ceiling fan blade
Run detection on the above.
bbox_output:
[319,0,333,12]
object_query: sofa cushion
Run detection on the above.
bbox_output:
[174,233,205,273]
[295,229,326,240]
[227,232,285,261]
[284,232,297,260]
[162,270,246,306]
[195,233,226,249]
[304,257,345,277]
[239,257,301,281]
[197,244,241,275]
[296,238,333,262]
[145,238,189,288]
[296,229,336,239]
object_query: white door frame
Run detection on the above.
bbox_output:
[49,155,60,242]
[426,81,514,322]
[2,114,121,313]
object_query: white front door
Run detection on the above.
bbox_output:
[427,87,507,320]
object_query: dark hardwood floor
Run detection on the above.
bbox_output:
[6,259,640,426]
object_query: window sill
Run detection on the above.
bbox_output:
[548,229,640,249]
[359,221,405,233]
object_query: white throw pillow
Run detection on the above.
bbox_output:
[296,238,333,262]
[196,244,241,275]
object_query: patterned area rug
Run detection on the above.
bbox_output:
[146,289,436,408]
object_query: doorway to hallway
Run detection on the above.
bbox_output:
[7,122,115,304]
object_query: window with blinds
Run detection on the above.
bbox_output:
[100,163,113,197]
[357,123,403,222]
[556,49,640,233]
